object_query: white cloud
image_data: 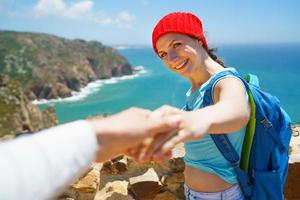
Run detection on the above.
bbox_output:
[115,11,136,29]
[91,16,114,25]
[32,0,135,29]
[64,1,93,19]
[89,10,135,29]
[33,0,66,16]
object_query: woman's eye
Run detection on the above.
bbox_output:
[173,42,181,48]
[160,52,167,58]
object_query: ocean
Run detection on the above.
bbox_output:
[37,44,300,124]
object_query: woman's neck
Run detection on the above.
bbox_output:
[189,57,224,91]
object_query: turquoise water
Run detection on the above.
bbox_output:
[39,44,300,123]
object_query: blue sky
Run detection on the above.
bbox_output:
[0,0,299,46]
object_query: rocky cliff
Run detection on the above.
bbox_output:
[0,31,133,100]
[0,75,57,137]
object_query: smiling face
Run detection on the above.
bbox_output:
[156,33,204,78]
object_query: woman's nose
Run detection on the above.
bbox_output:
[167,50,178,63]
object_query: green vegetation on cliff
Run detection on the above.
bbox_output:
[0,31,133,100]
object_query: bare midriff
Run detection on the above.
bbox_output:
[184,165,233,192]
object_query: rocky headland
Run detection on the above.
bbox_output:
[0,31,133,100]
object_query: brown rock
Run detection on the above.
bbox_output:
[285,127,300,199]
[71,168,99,193]
[0,75,58,137]
[166,157,185,173]
[162,172,185,185]
[95,180,134,200]
[101,160,114,175]
[106,181,128,194]
[62,164,100,200]
[289,127,300,163]
[101,156,129,176]
[129,168,163,200]
[285,163,300,200]
[161,172,184,196]
[55,83,72,98]
[111,156,128,174]
[0,134,15,141]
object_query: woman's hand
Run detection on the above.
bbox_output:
[158,108,211,153]
[133,105,211,163]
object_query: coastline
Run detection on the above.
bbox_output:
[32,66,148,105]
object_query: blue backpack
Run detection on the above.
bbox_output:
[202,70,292,200]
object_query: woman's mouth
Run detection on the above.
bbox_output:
[174,59,188,70]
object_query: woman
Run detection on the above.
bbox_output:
[149,12,250,200]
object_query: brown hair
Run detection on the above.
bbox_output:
[205,47,225,67]
[190,36,225,67]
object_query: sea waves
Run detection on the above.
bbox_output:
[32,65,148,105]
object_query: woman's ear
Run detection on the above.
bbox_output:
[198,39,203,47]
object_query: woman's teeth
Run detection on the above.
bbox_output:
[175,60,187,70]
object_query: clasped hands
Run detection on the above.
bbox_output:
[89,105,210,163]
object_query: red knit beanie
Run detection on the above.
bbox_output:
[152,12,208,55]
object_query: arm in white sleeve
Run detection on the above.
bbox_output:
[0,120,98,200]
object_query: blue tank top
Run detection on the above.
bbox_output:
[183,68,247,184]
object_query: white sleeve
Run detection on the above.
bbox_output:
[0,120,98,200]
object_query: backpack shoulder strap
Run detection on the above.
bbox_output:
[202,70,242,104]
[201,70,242,163]
[245,73,259,86]
[240,74,258,172]
[210,134,253,197]
[202,70,253,197]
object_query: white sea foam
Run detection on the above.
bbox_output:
[32,66,148,105]
[115,46,127,50]
[114,45,150,50]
